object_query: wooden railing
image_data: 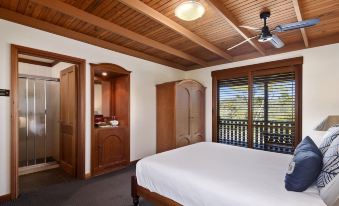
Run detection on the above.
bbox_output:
[217,119,295,154]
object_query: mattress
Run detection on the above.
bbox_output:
[136,142,326,206]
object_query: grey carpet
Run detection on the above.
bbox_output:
[19,168,74,194]
[2,166,153,206]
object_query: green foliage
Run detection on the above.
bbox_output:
[219,81,295,122]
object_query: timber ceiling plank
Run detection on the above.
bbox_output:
[117,0,233,61]
[30,0,208,66]
[300,0,339,41]
[0,7,187,70]
[92,1,207,57]
[1,0,339,70]
[222,0,303,49]
[206,0,266,56]
[138,0,241,54]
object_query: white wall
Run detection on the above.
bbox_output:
[18,62,52,77]
[185,43,339,146]
[18,61,73,78]
[0,19,185,196]
[51,62,74,78]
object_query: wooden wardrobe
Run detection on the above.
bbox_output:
[156,80,205,153]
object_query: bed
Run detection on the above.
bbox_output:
[131,142,326,206]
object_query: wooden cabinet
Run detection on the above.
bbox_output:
[92,127,129,175]
[157,80,205,153]
[90,63,130,177]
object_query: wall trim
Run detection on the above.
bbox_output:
[211,57,304,79]
[0,194,11,203]
[85,172,91,180]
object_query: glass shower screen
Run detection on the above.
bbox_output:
[18,77,60,168]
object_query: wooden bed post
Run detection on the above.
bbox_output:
[131,176,140,206]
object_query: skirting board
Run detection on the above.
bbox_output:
[85,159,139,180]
[0,194,11,203]
[85,172,91,180]
[19,162,59,176]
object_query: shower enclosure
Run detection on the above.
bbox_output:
[18,75,60,174]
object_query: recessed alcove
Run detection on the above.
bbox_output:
[90,63,130,176]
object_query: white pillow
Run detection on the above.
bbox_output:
[320,173,339,206]
[318,126,339,156]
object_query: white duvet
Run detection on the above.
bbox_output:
[136,142,326,206]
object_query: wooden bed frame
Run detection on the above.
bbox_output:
[131,176,181,206]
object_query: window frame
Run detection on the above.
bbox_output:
[212,57,303,150]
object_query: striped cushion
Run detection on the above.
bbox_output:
[318,126,339,156]
[317,137,339,188]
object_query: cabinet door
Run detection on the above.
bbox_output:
[175,84,191,148]
[189,83,205,143]
[95,128,127,174]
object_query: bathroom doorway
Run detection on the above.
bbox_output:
[11,45,86,199]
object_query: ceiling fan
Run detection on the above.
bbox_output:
[228,11,320,50]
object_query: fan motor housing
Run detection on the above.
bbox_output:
[260,11,271,19]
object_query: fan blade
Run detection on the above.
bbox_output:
[274,18,320,32]
[239,25,261,31]
[269,35,285,48]
[227,35,259,51]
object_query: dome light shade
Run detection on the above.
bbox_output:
[175,1,205,21]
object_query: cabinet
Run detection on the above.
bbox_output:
[90,63,130,176]
[92,127,129,175]
[156,80,205,153]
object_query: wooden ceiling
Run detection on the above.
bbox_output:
[0,0,338,70]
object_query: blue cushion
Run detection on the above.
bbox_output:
[317,136,339,188]
[285,137,323,192]
[295,136,323,157]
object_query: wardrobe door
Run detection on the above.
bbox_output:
[175,83,191,148]
[189,83,205,143]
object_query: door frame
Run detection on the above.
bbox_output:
[10,44,86,199]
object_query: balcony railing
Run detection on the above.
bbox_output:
[217,119,295,154]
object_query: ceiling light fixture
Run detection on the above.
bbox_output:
[175,1,205,21]
[102,72,108,76]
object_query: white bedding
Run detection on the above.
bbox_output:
[136,142,326,206]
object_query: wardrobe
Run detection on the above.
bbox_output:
[156,80,205,153]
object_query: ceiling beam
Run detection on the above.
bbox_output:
[0,8,187,70]
[18,58,54,67]
[30,0,207,66]
[117,0,233,61]
[292,0,309,48]
[205,0,266,56]
[187,33,339,70]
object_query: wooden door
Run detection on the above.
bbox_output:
[60,65,77,176]
[189,82,205,143]
[175,82,191,147]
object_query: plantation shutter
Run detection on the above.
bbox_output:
[252,71,296,154]
[216,66,300,154]
[217,77,249,147]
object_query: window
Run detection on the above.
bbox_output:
[217,77,249,147]
[212,58,302,154]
